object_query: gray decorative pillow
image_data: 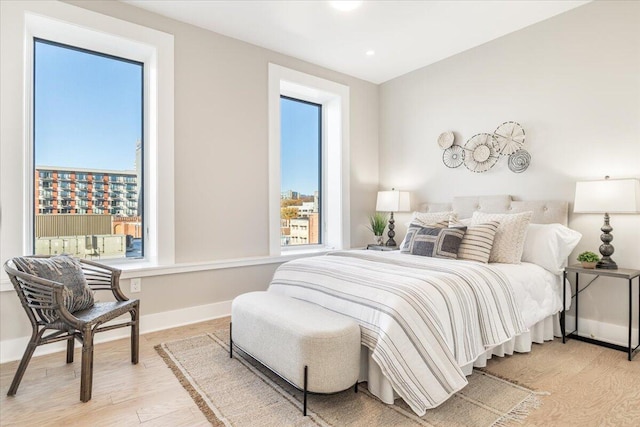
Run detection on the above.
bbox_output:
[13,256,95,320]
[401,224,467,259]
[400,220,449,252]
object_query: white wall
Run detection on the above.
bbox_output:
[0,0,379,359]
[379,1,640,339]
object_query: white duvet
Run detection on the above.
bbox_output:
[487,261,564,329]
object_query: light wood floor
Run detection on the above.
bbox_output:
[1,317,638,426]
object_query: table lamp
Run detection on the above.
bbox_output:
[376,189,411,247]
[574,177,640,269]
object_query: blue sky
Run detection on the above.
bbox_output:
[35,40,318,195]
[34,40,142,171]
[280,97,320,196]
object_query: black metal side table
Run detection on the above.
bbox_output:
[366,244,399,251]
[563,264,640,361]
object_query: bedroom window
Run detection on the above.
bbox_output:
[280,96,322,247]
[5,7,176,267]
[268,64,351,255]
[33,39,144,259]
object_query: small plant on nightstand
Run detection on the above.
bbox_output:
[367,212,388,245]
[577,251,600,269]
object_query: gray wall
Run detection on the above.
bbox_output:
[0,0,379,344]
[379,1,640,331]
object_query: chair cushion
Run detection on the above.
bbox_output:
[13,256,95,317]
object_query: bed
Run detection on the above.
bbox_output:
[268,195,579,416]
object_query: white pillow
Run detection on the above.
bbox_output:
[472,211,533,264]
[405,211,456,227]
[400,211,454,248]
[521,223,582,274]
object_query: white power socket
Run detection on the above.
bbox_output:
[130,278,142,293]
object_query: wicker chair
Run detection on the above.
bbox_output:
[3,256,139,402]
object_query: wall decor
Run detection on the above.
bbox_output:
[441,121,530,173]
[494,121,525,155]
[508,149,531,173]
[442,145,464,168]
[437,131,455,149]
[463,133,499,173]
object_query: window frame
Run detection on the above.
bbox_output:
[17,4,175,266]
[268,64,351,256]
[279,95,323,248]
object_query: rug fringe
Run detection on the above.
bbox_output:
[154,343,227,427]
[491,391,549,427]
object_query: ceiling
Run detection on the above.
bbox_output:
[124,0,589,84]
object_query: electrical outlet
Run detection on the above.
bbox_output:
[130,278,142,293]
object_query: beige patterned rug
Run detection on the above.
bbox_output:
[156,325,547,426]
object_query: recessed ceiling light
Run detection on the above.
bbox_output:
[366,50,375,56]
[329,1,363,12]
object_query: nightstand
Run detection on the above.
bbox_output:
[563,264,640,360]
[366,244,399,251]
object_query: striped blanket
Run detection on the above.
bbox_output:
[268,250,526,416]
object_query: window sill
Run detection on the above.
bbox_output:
[0,249,331,292]
[116,249,331,279]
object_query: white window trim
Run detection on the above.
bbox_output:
[268,64,351,256]
[14,2,174,266]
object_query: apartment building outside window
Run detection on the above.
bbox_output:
[33,39,143,259]
[280,96,322,247]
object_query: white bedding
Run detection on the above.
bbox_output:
[269,251,562,414]
[361,255,569,408]
[488,261,563,329]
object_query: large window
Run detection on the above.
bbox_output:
[280,96,322,247]
[33,39,143,259]
[268,64,351,255]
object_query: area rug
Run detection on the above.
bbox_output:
[155,326,547,427]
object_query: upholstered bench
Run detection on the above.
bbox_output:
[230,291,361,416]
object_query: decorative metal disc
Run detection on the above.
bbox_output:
[494,121,525,156]
[437,131,455,149]
[508,149,531,173]
[442,145,464,168]
[463,133,499,173]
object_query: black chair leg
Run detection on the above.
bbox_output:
[80,327,95,402]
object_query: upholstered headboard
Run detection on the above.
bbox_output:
[418,195,568,226]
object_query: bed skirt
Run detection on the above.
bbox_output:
[359,312,562,405]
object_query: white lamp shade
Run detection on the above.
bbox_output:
[574,178,640,213]
[376,190,411,212]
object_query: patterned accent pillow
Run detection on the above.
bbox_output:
[13,255,95,321]
[450,219,500,263]
[400,220,449,252]
[401,224,467,259]
[471,211,533,264]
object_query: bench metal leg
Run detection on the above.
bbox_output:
[229,322,233,359]
[303,365,308,416]
[354,381,358,393]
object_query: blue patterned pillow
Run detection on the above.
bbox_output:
[401,224,467,259]
[13,255,95,321]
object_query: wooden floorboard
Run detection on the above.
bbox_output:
[1,316,638,426]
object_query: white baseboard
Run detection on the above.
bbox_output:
[2,308,636,364]
[0,300,232,364]
[564,315,639,348]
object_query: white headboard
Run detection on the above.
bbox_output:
[418,195,568,226]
